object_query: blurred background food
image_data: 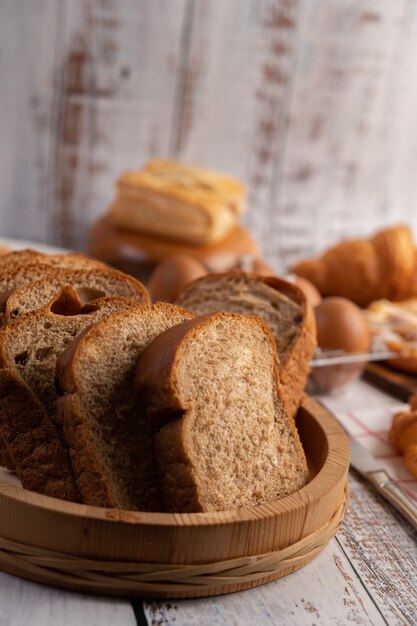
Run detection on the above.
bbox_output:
[309,297,371,392]
[2,1,417,275]
[390,396,417,480]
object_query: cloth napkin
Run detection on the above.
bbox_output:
[333,402,417,502]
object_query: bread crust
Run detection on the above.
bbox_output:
[176,272,316,417]
[0,293,140,500]
[87,217,259,283]
[135,312,308,512]
[3,267,149,323]
[0,368,81,500]
[56,303,194,510]
[292,225,416,306]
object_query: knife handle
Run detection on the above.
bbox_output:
[367,469,417,529]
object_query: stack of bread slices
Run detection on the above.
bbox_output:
[0,251,314,513]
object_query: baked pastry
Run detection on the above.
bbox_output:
[135,312,309,512]
[389,405,417,479]
[2,266,149,323]
[56,303,194,511]
[366,298,417,373]
[176,272,316,417]
[87,217,259,282]
[291,225,416,306]
[0,291,141,500]
[107,160,246,246]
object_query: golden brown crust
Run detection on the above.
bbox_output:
[260,276,316,417]
[176,272,316,417]
[366,297,417,373]
[389,407,417,480]
[135,312,308,512]
[0,294,139,501]
[108,160,246,246]
[292,225,416,306]
[389,410,417,452]
[3,266,149,324]
[0,368,81,500]
[118,160,245,215]
[134,314,214,429]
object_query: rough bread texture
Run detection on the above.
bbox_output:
[56,303,194,511]
[0,249,43,269]
[3,267,149,323]
[0,292,141,500]
[135,312,309,513]
[0,249,106,274]
[177,272,317,417]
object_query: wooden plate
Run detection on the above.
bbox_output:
[0,397,349,599]
[364,363,417,401]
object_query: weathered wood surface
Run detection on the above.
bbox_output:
[2,0,417,271]
[143,380,417,626]
[0,379,415,625]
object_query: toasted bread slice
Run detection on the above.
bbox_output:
[176,271,316,417]
[56,303,194,511]
[135,312,309,513]
[3,267,149,323]
[0,290,141,501]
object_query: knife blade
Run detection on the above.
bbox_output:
[349,437,417,529]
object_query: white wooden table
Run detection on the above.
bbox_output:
[1,379,416,626]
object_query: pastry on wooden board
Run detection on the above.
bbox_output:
[366,298,417,373]
[108,160,246,246]
[87,217,259,282]
[292,225,416,306]
[2,266,149,324]
[176,271,317,418]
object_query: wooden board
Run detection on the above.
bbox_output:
[363,363,417,401]
[0,397,349,600]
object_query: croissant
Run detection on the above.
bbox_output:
[291,225,415,306]
[389,405,417,480]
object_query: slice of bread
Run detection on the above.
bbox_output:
[0,249,106,274]
[3,267,149,323]
[176,271,316,417]
[56,303,194,511]
[0,249,43,269]
[135,312,309,513]
[0,291,141,501]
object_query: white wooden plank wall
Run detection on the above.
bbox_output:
[2,0,417,272]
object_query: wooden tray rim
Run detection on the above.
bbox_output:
[0,396,349,528]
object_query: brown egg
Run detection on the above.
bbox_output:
[310,296,371,392]
[293,276,322,308]
[148,254,208,303]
